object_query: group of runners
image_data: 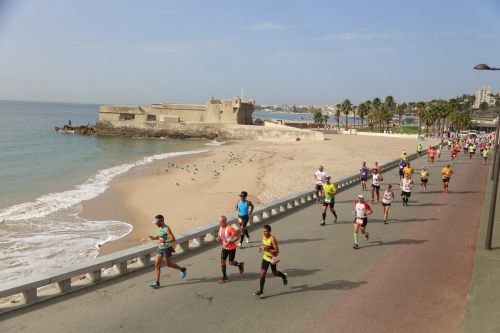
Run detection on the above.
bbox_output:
[146,132,493,298]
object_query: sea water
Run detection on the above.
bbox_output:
[0,100,207,282]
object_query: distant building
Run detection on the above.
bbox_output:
[99,97,255,125]
[474,86,498,109]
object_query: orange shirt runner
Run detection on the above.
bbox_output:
[219,226,237,250]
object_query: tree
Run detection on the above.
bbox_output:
[313,111,323,124]
[415,101,426,136]
[342,99,352,129]
[357,103,368,128]
[449,110,472,132]
[396,104,405,132]
[335,104,342,129]
[323,114,329,125]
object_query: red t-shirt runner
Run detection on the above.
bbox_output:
[219,226,237,250]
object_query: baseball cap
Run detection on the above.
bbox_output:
[357,194,364,199]
[239,191,248,197]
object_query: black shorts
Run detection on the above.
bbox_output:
[157,247,173,258]
[401,191,411,197]
[315,184,323,191]
[221,248,236,261]
[442,178,450,183]
[372,184,380,190]
[238,215,249,227]
[382,202,391,207]
[261,259,278,271]
[421,178,428,183]
[399,169,404,176]
[354,217,368,227]
[323,200,335,208]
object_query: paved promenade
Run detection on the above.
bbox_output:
[1,150,489,333]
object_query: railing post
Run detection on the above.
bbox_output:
[88,269,102,282]
[115,262,127,275]
[139,254,151,266]
[23,289,37,305]
[56,279,71,293]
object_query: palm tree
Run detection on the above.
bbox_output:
[342,99,352,130]
[396,103,405,133]
[313,111,323,124]
[357,103,368,129]
[335,104,342,130]
[415,101,426,137]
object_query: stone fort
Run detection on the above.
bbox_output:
[99,97,255,125]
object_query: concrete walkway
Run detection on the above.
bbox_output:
[1,151,489,333]
[460,156,500,333]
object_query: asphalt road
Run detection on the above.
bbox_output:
[1,149,489,333]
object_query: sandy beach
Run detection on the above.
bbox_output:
[80,134,437,255]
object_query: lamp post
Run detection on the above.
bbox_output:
[474,63,500,249]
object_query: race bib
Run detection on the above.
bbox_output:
[324,199,331,204]
[271,256,281,265]
[355,217,364,225]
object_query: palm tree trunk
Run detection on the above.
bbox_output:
[418,118,421,137]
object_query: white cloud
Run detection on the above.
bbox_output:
[251,21,294,31]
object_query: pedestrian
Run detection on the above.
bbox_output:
[253,225,288,299]
[148,215,187,289]
[217,215,244,284]
[381,184,394,224]
[420,167,429,191]
[482,147,490,165]
[371,168,383,203]
[321,176,338,226]
[360,162,369,191]
[400,173,414,206]
[236,191,254,248]
[353,195,373,249]
[441,163,453,193]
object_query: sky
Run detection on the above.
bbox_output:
[0,0,499,106]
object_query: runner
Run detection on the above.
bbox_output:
[381,184,394,224]
[360,162,369,191]
[314,166,328,204]
[371,168,383,203]
[447,139,452,150]
[451,146,458,162]
[416,143,423,158]
[372,161,381,174]
[420,167,429,191]
[148,214,187,289]
[441,163,454,193]
[436,145,442,161]
[402,162,414,179]
[400,173,414,206]
[253,225,288,299]
[236,191,254,248]
[469,144,476,159]
[352,195,373,249]
[398,159,407,181]
[482,147,490,165]
[217,215,244,283]
[401,150,409,163]
[427,146,436,166]
[321,176,338,226]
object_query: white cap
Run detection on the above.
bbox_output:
[357,194,364,199]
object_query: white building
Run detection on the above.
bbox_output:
[474,86,498,108]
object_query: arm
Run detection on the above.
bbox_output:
[270,236,279,255]
[248,201,254,214]
[164,226,176,243]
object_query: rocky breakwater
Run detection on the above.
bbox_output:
[55,125,96,136]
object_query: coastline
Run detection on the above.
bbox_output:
[80,134,438,256]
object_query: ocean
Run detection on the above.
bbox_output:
[0,100,207,282]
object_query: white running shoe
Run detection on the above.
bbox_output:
[237,242,242,248]
[245,236,250,244]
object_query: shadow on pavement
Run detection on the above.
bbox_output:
[361,238,427,248]
[265,279,367,298]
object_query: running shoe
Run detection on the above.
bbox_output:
[282,272,288,286]
[237,242,242,248]
[320,221,326,226]
[150,282,160,289]
[253,291,265,299]
[365,232,369,241]
[218,276,229,284]
[353,244,359,249]
[238,262,245,274]
[180,267,187,279]
[246,236,250,244]
[333,214,338,223]
[384,221,388,225]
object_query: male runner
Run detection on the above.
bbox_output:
[381,184,394,224]
[447,139,452,150]
[217,215,244,283]
[401,150,409,163]
[469,144,476,159]
[441,163,453,193]
[148,215,187,289]
[236,191,254,247]
[403,162,414,179]
[353,195,373,249]
[420,167,429,191]
[436,145,442,161]
[451,146,458,162]
[482,147,490,165]
[416,144,423,158]
[253,225,288,298]
[428,146,436,165]
[314,166,328,204]
[371,169,383,203]
[400,173,414,206]
[321,176,338,225]
[360,162,369,191]
[372,161,381,173]
[398,159,407,181]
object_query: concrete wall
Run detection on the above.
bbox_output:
[97,119,324,142]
